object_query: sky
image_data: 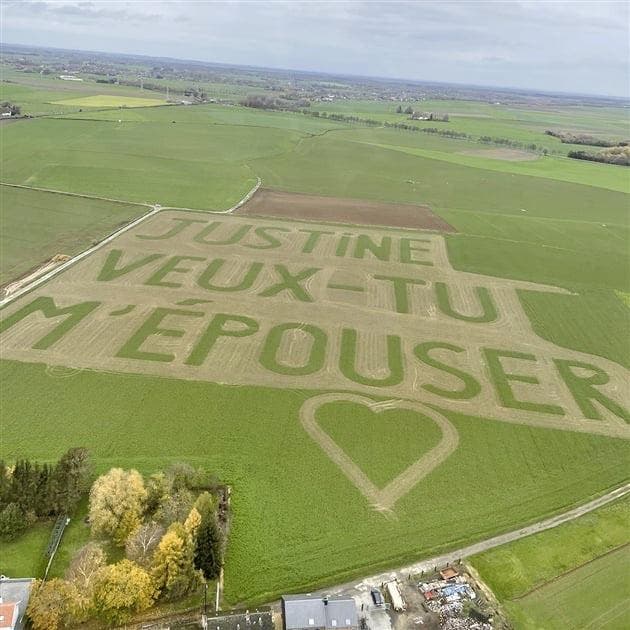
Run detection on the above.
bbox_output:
[2,0,628,97]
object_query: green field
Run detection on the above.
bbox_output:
[314,98,630,154]
[506,548,629,629]
[2,360,629,603]
[51,94,167,108]
[471,498,630,629]
[1,73,629,611]
[0,185,144,284]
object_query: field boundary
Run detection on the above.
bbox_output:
[0,177,263,308]
[0,181,152,207]
[511,541,630,601]
[0,203,161,308]
[315,483,630,600]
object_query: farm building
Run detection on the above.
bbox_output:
[0,602,18,630]
[282,594,358,630]
[0,578,34,630]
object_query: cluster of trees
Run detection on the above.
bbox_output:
[478,135,543,152]
[241,94,310,111]
[545,130,627,148]
[383,121,467,137]
[0,448,92,541]
[395,105,450,121]
[309,111,380,125]
[183,87,207,101]
[1,101,21,116]
[27,463,225,628]
[568,146,630,166]
[381,121,547,153]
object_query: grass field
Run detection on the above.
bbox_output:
[0,185,144,284]
[314,98,630,154]
[470,498,630,629]
[1,78,629,610]
[51,94,167,108]
[2,359,629,603]
[506,548,629,629]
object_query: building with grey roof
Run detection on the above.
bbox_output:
[0,578,34,630]
[282,594,358,630]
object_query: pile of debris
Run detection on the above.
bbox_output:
[418,568,492,629]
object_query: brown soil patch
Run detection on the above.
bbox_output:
[459,148,539,161]
[236,189,456,232]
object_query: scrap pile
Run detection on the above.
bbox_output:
[418,569,492,629]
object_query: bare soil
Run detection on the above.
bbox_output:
[236,189,456,232]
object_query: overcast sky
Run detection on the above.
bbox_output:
[2,1,628,97]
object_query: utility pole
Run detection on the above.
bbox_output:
[201,582,208,629]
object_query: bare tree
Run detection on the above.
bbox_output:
[125,521,165,567]
[66,542,106,590]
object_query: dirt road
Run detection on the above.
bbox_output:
[323,482,630,595]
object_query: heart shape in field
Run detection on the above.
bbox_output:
[300,393,459,512]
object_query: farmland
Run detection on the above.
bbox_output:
[470,498,630,628]
[1,56,629,610]
[51,94,167,108]
[0,185,144,284]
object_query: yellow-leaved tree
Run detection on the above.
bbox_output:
[89,468,147,545]
[26,578,81,630]
[93,559,156,625]
[152,522,203,601]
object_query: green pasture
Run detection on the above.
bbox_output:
[57,102,348,134]
[317,401,443,487]
[0,185,143,284]
[470,498,630,629]
[0,72,168,116]
[248,133,628,220]
[314,98,630,149]
[51,94,167,108]
[2,106,628,369]
[1,359,629,602]
[505,547,629,629]
[519,290,630,369]
[1,82,629,606]
[1,118,282,209]
[349,139,628,192]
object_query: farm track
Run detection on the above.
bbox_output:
[0,177,262,307]
[318,482,630,597]
[0,181,152,207]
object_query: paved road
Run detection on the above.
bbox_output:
[322,483,630,596]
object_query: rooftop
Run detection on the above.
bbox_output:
[283,595,358,630]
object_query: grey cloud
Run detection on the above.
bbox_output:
[2,0,628,97]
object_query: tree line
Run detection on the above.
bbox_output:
[241,94,311,111]
[383,121,548,153]
[568,146,630,166]
[0,448,92,541]
[26,462,226,628]
[545,129,628,148]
